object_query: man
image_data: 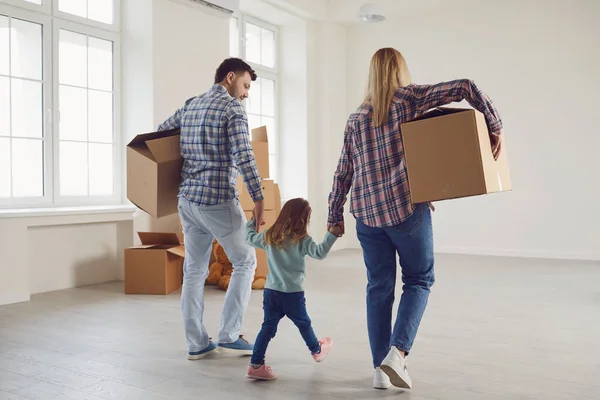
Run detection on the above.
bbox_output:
[158,58,265,360]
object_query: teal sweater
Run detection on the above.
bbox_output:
[245,220,338,293]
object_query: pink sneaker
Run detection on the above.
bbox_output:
[246,364,277,381]
[312,337,333,363]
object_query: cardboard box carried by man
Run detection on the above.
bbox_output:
[126,125,280,219]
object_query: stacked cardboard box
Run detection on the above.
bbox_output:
[401,108,511,203]
[235,126,282,277]
[124,126,280,294]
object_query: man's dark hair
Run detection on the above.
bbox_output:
[214,58,257,84]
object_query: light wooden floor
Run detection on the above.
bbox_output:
[1,251,599,400]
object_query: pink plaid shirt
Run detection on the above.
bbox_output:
[327,79,503,228]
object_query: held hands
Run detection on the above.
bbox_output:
[328,222,345,238]
[253,200,266,232]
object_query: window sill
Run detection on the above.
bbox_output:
[0,204,137,219]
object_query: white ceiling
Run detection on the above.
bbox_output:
[327,0,469,23]
[240,0,302,24]
[242,0,476,26]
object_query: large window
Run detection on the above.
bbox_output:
[0,0,119,208]
[230,15,278,182]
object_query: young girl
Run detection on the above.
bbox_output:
[244,198,342,381]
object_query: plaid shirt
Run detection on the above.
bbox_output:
[158,85,263,206]
[328,79,503,228]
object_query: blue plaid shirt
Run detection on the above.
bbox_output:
[157,84,263,206]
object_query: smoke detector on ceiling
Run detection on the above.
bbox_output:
[357,3,386,23]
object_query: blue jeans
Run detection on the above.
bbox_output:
[356,203,435,368]
[251,289,320,365]
[178,197,257,352]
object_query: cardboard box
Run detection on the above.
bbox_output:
[255,249,268,278]
[237,177,277,211]
[273,183,281,217]
[177,215,183,244]
[126,129,182,218]
[250,126,270,178]
[401,108,511,203]
[124,232,185,295]
[127,125,270,218]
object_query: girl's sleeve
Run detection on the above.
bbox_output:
[245,220,266,250]
[302,233,338,260]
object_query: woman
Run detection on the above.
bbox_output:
[327,48,503,390]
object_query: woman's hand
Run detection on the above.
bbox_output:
[328,223,345,238]
[491,134,502,160]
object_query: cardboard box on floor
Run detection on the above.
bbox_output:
[126,129,182,219]
[401,108,512,204]
[124,232,185,295]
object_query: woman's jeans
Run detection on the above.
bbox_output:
[356,203,435,368]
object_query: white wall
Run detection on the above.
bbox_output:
[308,22,353,246]
[122,0,230,240]
[152,0,229,129]
[0,208,134,305]
[27,223,124,294]
[339,0,600,260]
[277,16,353,246]
[279,20,309,201]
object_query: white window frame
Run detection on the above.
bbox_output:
[0,3,52,208]
[52,0,120,32]
[232,13,280,182]
[52,19,121,206]
[1,0,51,15]
[0,0,121,209]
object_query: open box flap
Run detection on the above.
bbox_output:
[408,107,471,123]
[137,232,182,246]
[166,245,186,258]
[251,126,268,143]
[145,135,181,163]
[127,128,180,148]
[128,244,160,250]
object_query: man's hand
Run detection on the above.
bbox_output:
[328,222,345,238]
[254,200,265,232]
[491,134,502,161]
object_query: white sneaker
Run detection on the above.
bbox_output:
[373,367,392,389]
[380,347,413,389]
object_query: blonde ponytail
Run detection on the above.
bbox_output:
[364,48,412,126]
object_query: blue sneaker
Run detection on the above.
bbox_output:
[218,335,253,356]
[188,341,218,360]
